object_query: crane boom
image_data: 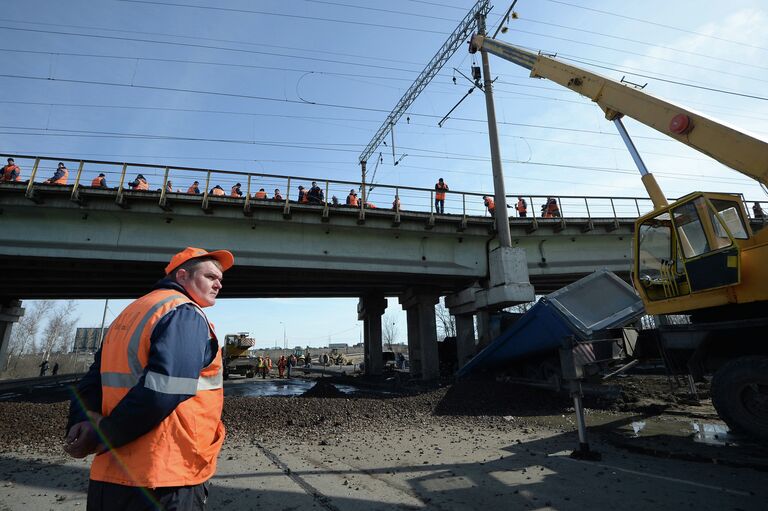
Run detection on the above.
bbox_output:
[470,35,768,187]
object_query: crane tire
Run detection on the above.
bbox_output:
[711,356,768,440]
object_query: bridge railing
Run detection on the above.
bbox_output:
[2,153,763,222]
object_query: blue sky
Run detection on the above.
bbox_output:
[4,0,768,347]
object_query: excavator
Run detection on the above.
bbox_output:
[469,34,768,438]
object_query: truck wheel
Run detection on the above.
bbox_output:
[711,356,768,440]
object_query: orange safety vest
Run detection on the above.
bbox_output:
[484,197,495,213]
[53,167,69,185]
[91,289,224,488]
[254,190,267,199]
[299,191,309,204]
[211,187,225,196]
[2,164,20,182]
[134,179,148,191]
[347,194,358,207]
[516,198,527,214]
[547,200,559,217]
[91,176,104,187]
[435,182,448,201]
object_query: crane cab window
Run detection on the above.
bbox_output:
[637,214,672,280]
[672,199,714,257]
[636,212,689,301]
[710,198,748,240]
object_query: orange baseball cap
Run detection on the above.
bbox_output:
[165,247,234,275]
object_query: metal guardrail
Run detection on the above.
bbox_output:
[2,153,764,223]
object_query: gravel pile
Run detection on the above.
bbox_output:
[0,379,581,455]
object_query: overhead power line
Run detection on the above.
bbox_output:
[543,0,768,53]
[118,0,452,35]
[358,0,489,164]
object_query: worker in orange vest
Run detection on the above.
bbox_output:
[483,196,495,215]
[128,174,149,191]
[210,185,225,196]
[273,188,283,201]
[254,188,267,199]
[231,183,243,198]
[91,173,107,188]
[346,189,359,207]
[44,162,69,185]
[187,181,200,194]
[63,247,234,508]
[1,157,21,182]
[297,185,309,203]
[515,197,527,218]
[434,178,448,214]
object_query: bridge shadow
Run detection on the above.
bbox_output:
[1,419,764,511]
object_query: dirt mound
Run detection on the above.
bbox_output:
[301,379,346,398]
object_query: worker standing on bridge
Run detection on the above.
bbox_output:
[297,185,309,204]
[516,197,527,218]
[483,195,495,215]
[308,181,324,204]
[187,181,201,194]
[434,178,448,214]
[43,162,69,185]
[753,202,764,219]
[346,189,358,207]
[166,180,174,193]
[210,185,225,196]
[231,183,243,198]
[1,157,21,182]
[64,247,233,509]
[392,194,401,211]
[254,188,267,199]
[91,173,107,188]
[273,188,283,201]
[128,174,149,191]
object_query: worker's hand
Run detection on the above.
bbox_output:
[63,412,105,458]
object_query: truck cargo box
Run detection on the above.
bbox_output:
[457,270,644,377]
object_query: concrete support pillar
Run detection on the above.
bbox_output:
[405,308,421,376]
[357,294,387,376]
[455,314,476,369]
[476,310,493,350]
[400,290,439,381]
[0,300,24,372]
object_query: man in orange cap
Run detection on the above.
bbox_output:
[64,247,234,510]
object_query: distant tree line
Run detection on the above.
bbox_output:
[5,300,79,370]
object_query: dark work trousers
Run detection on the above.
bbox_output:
[435,199,444,214]
[87,480,208,511]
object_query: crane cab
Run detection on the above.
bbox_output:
[632,192,757,315]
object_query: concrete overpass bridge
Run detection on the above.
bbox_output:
[1,154,761,379]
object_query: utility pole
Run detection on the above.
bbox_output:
[477,9,512,248]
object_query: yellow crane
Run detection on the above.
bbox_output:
[470,34,768,438]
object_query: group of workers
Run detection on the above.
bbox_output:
[254,354,298,379]
[7,157,766,221]
[483,195,529,218]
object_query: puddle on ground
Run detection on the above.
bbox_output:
[691,421,736,446]
[224,378,359,398]
[620,418,737,447]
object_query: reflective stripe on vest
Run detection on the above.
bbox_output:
[91,289,225,488]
